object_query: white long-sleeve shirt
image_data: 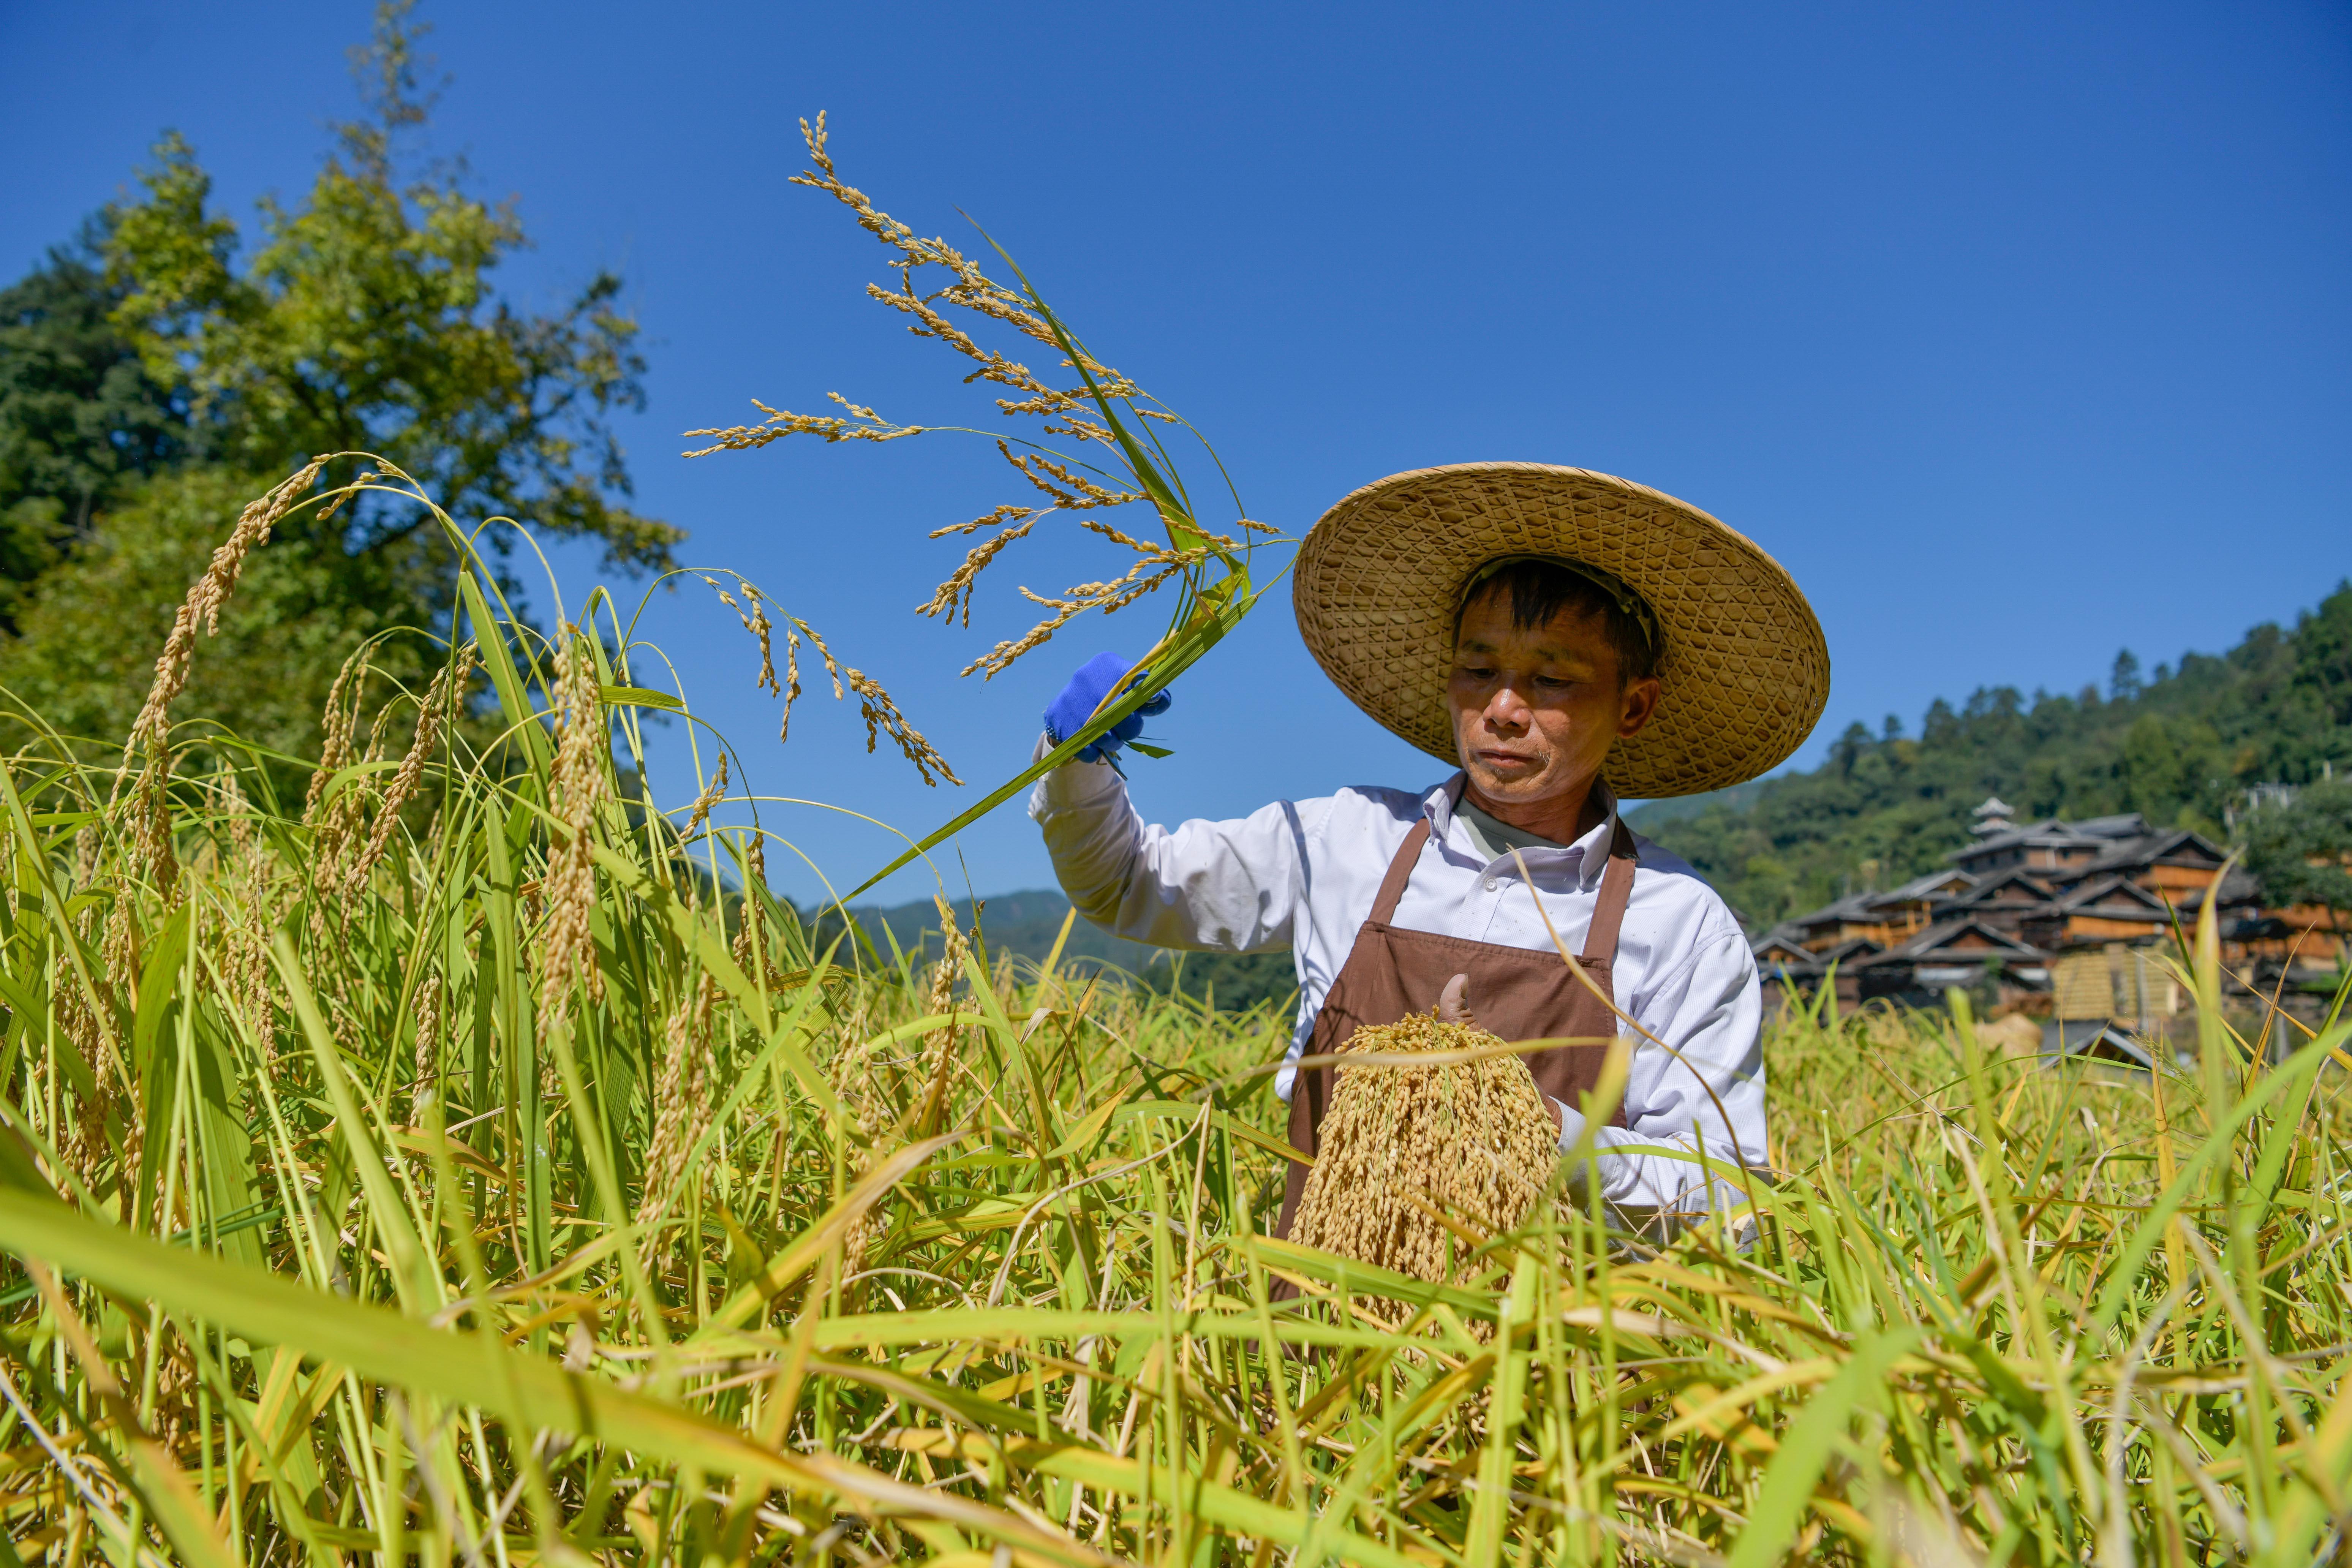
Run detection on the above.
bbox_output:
[1028,740,1768,1222]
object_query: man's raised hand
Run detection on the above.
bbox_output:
[1044,653,1174,765]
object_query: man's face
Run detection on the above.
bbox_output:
[1446,591,1662,807]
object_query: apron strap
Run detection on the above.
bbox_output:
[1366,818,1432,926]
[1370,778,1465,925]
[1578,817,1640,964]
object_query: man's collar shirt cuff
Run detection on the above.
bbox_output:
[1552,1097,1590,1155]
[1028,730,1127,820]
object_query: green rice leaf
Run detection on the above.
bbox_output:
[0,1189,1115,1568]
[1723,1328,1920,1568]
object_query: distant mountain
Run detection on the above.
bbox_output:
[1634,582,2352,929]
[800,889,1299,1014]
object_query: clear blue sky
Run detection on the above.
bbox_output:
[5,1,2347,907]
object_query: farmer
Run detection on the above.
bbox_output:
[1029,464,1827,1234]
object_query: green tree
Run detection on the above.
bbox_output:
[2292,580,2352,729]
[2242,779,2352,931]
[0,1,680,752]
[0,229,198,628]
[2111,648,2142,701]
[105,1,678,579]
[0,469,425,763]
[2118,712,2226,824]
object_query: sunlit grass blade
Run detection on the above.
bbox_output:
[0,1189,1114,1567]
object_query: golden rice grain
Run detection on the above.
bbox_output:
[539,626,606,1034]
[640,971,719,1227]
[1290,1012,1560,1291]
[684,115,1257,697]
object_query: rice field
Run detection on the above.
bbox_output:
[0,458,2344,1568]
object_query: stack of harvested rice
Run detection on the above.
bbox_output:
[1290,1006,1560,1288]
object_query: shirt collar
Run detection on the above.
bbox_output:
[1422,774,1623,893]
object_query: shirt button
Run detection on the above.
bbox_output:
[1483,877,1497,891]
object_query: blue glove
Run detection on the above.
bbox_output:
[1045,652,1173,764]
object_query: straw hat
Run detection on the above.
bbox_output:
[1292,463,1828,799]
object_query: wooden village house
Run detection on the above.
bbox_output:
[1752,797,2347,1065]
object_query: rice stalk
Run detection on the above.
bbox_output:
[540,621,607,1033]
[682,113,1276,898]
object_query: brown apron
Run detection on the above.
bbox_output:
[1275,799,1639,1238]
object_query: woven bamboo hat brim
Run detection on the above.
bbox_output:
[1293,463,1829,799]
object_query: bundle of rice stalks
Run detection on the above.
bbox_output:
[1290,1007,1561,1290]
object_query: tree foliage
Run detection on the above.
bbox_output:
[0,0,678,754]
[2243,779,2352,926]
[0,468,434,757]
[1641,582,2352,925]
[0,232,198,627]
[103,4,678,580]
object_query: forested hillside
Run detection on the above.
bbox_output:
[1633,582,2352,926]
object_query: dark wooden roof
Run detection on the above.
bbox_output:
[2052,874,2172,917]
[1789,891,1879,932]
[2173,866,2263,910]
[2075,827,2226,878]
[1815,936,1884,967]
[1955,819,2085,855]
[1785,870,1980,934]
[1873,868,1977,905]
[2071,813,2154,841]
[1952,866,2058,906]
[1857,917,2044,967]
[1951,822,2112,872]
